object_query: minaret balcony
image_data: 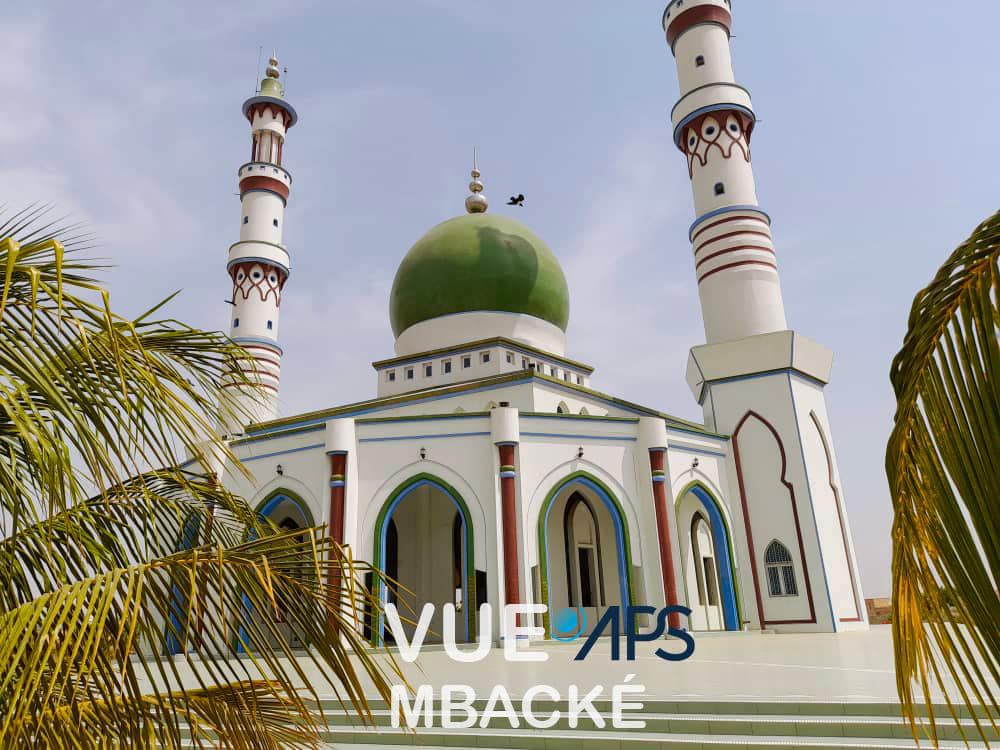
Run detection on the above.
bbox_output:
[238,162,292,186]
[227,240,290,277]
[671,83,754,141]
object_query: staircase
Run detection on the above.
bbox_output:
[316,698,998,749]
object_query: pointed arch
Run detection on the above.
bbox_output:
[556,401,570,414]
[536,471,636,637]
[731,410,816,627]
[674,479,742,630]
[370,473,476,646]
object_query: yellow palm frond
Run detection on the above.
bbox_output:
[0,210,401,747]
[887,211,1000,745]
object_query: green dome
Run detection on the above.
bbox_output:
[389,213,570,337]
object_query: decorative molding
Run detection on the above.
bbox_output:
[731,410,817,627]
[809,410,863,622]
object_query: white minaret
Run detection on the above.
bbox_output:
[664,0,784,343]
[223,54,297,429]
[663,1,868,633]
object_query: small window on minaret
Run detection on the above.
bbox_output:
[714,182,725,196]
[243,216,249,224]
[273,218,279,227]
[233,318,239,328]
[266,320,273,330]
[695,55,705,67]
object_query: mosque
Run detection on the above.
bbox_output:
[208,0,868,649]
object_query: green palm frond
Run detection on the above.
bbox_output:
[0,210,400,747]
[887,211,1000,745]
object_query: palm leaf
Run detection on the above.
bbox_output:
[0,210,402,747]
[886,211,1000,745]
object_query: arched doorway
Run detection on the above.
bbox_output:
[372,475,476,647]
[250,491,316,650]
[675,483,740,631]
[537,473,634,638]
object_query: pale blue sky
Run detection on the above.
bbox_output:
[4,2,998,597]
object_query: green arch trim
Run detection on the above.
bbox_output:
[254,487,317,528]
[536,470,637,638]
[371,473,477,647]
[674,479,744,627]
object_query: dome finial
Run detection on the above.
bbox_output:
[465,147,488,214]
[258,50,285,98]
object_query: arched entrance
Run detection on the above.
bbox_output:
[371,475,476,647]
[675,483,740,631]
[537,472,635,638]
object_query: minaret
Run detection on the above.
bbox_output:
[662,1,868,633]
[223,54,297,429]
[664,0,784,344]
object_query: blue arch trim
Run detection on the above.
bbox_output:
[541,476,632,627]
[689,485,739,631]
[165,513,202,655]
[375,478,471,645]
[235,491,316,653]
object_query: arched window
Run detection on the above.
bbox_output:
[764,540,798,597]
[556,401,569,414]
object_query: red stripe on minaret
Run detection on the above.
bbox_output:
[694,228,773,256]
[666,5,732,49]
[239,175,289,201]
[695,244,776,269]
[697,258,778,283]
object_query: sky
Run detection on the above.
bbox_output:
[3,1,998,599]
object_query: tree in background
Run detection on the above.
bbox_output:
[887,211,999,745]
[0,207,398,748]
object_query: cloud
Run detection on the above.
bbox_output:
[562,132,703,419]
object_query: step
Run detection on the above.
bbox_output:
[316,725,992,749]
[317,698,998,722]
[319,708,999,743]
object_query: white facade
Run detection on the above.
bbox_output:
[194,9,868,654]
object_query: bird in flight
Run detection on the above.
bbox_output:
[507,193,525,207]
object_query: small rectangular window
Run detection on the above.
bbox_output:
[506,351,514,364]
[564,371,571,382]
[273,218,279,227]
[443,360,452,374]
[481,352,491,364]
[233,318,239,328]
[387,370,396,382]
[424,363,432,377]
[462,356,471,369]
[243,216,249,224]
[406,368,414,380]
[576,375,584,385]
[695,55,705,67]
[266,320,273,330]
[522,358,530,369]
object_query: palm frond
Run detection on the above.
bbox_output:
[0,211,402,747]
[0,529,400,748]
[886,211,1000,745]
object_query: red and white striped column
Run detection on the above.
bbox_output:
[222,54,298,428]
[663,0,787,344]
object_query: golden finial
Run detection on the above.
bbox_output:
[465,147,488,214]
